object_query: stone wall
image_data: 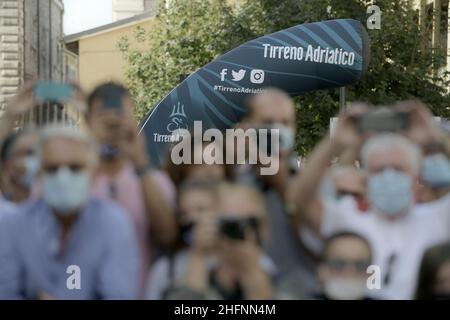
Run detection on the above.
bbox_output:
[0,0,64,113]
[23,0,64,82]
[0,0,24,112]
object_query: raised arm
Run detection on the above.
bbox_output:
[0,82,35,144]
[121,122,178,248]
[290,105,367,233]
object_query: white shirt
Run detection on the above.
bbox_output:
[322,194,450,300]
[146,250,278,300]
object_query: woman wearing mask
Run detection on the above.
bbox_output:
[146,180,219,299]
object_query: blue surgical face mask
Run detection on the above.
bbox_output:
[421,153,450,188]
[272,123,295,152]
[42,167,90,215]
[323,277,367,300]
[367,168,413,217]
[18,155,40,188]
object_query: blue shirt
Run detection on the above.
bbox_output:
[0,198,140,299]
[0,197,16,223]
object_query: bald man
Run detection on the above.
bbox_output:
[241,88,297,196]
[235,88,315,277]
[245,88,297,133]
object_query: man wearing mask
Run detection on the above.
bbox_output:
[292,101,450,299]
[85,83,177,295]
[0,130,39,204]
[237,88,315,278]
[0,126,140,299]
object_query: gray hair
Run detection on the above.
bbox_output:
[360,133,422,174]
[38,125,98,165]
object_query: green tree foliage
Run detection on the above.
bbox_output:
[119,0,450,155]
[118,0,254,120]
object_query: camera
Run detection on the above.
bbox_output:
[218,216,259,240]
[355,108,410,133]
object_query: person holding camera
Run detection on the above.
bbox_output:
[85,82,177,297]
[291,100,450,299]
[165,182,275,300]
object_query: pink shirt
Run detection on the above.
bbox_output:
[92,162,176,296]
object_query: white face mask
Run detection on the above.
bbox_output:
[18,155,40,188]
[421,153,450,188]
[323,277,367,300]
[42,167,90,215]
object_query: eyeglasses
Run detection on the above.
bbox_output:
[10,148,35,159]
[325,258,370,272]
[336,190,364,200]
[43,164,86,174]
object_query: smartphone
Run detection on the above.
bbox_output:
[356,109,410,133]
[34,81,73,103]
[100,86,125,111]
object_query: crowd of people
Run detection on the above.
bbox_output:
[0,81,450,300]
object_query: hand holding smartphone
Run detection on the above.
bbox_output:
[33,81,74,103]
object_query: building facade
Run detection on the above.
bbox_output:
[64,11,155,92]
[413,0,450,76]
[112,0,156,22]
[0,0,64,112]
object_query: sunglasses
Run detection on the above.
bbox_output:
[325,258,370,272]
[43,164,86,174]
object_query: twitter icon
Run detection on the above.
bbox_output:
[231,69,246,81]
